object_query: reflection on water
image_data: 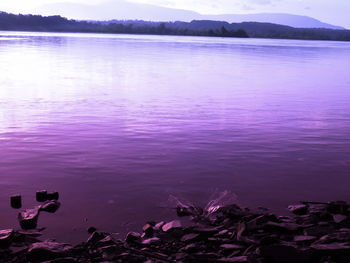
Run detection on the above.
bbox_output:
[0,32,350,242]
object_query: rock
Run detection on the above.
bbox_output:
[17,230,43,237]
[98,245,123,260]
[87,227,97,234]
[47,258,77,263]
[176,205,196,217]
[236,222,246,241]
[10,195,22,209]
[215,229,230,237]
[96,236,117,248]
[220,244,245,250]
[218,204,246,218]
[181,233,200,243]
[27,240,72,262]
[142,223,154,238]
[40,200,61,213]
[294,235,318,243]
[308,203,329,215]
[190,252,220,261]
[304,225,335,237]
[18,207,40,230]
[87,231,107,244]
[47,192,60,200]
[36,190,48,202]
[125,232,141,243]
[192,226,220,236]
[329,201,349,214]
[288,205,308,215]
[317,230,350,243]
[259,236,280,246]
[218,256,248,262]
[154,221,165,231]
[264,221,301,232]
[295,214,319,225]
[311,243,350,255]
[142,237,161,245]
[162,220,182,232]
[182,243,200,253]
[246,215,270,230]
[333,214,348,224]
[261,244,314,263]
[0,229,14,247]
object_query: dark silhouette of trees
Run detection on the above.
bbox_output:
[0,11,350,41]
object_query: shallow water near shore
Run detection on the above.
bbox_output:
[0,32,350,243]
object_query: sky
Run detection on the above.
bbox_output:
[0,0,349,28]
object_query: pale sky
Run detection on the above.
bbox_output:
[0,0,349,28]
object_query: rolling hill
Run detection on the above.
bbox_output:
[33,1,344,30]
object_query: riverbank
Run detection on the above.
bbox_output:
[2,198,350,262]
[1,11,350,41]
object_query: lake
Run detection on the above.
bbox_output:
[0,32,350,242]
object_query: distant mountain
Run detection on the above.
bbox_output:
[34,1,201,22]
[205,13,344,30]
[33,1,344,30]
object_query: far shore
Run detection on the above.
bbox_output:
[1,11,350,42]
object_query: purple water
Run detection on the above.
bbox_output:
[1,32,350,242]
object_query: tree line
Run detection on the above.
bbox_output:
[1,11,350,41]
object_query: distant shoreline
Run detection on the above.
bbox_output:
[1,11,350,42]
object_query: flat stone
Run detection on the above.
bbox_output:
[142,223,154,238]
[288,204,308,215]
[27,240,72,262]
[304,225,335,237]
[333,214,348,224]
[17,230,43,237]
[177,205,197,217]
[18,207,40,230]
[87,231,107,244]
[0,229,14,247]
[294,235,318,243]
[311,243,350,254]
[125,232,141,243]
[261,245,313,263]
[329,201,349,214]
[181,243,200,253]
[308,204,329,215]
[98,245,124,260]
[218,256,248,262]
[47,258,77,263]
[40,200,61,213]
[295,214,319,225]
[154,221,165,231]
[318,230,350,243]
[265,221,301,232]
[142,237,161,245]
[96,236,116,248]
[246,215,270,230]
[162,220,182,232]
[215,229,229,237]
[220,244,245,250]
[192,226,220,236]
[190,252,220,260]
[181,233,200,243]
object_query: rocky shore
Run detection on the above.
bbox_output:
[2,195,350,262]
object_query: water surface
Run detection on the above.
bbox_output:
[1,32,350,242]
